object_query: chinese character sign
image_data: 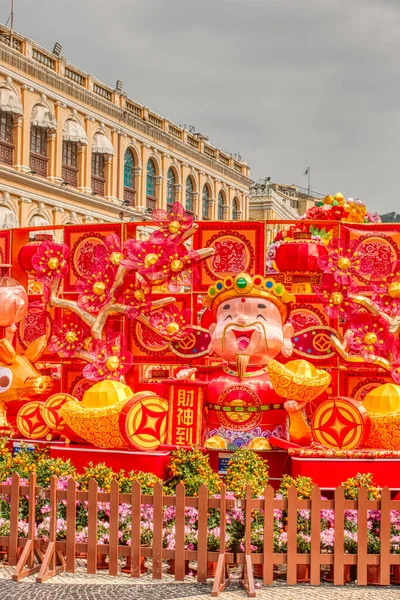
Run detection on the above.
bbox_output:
[167,381,206,447]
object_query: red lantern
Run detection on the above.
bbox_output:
[274,233,328,273]
[18,234,53,273]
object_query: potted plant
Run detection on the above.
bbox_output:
[225,448,269,499]
[166,447,221,497]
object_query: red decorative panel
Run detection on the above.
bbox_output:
[193,221,265,290]
[0,229,11,264]
[340,224,400,291]
[63,224,123,291]
[15,301,58,362]
[61,364,90,400]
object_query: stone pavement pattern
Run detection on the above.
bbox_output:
[0,561,399,599]
[0,581,400,600]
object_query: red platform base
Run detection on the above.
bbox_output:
[291,456,400,491]
[49,444,171,478]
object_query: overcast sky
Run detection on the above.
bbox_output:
[2,0,400,212]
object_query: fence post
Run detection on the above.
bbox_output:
[263,485,274,585]
[333,485,345,585]
[130,481,141,577]
[197,483,208,583]
[380,486,391,586]
[108,479,119,576]
[87,478,98,575]
[8,472,20,566]
[211,484,229,597]
[239,485,255,597]
[310,485,321,585]
[66,477,77,572]
[357,486,368,586]
[152,482,163,579]
[175,482,186,581]
[286,486,298,585]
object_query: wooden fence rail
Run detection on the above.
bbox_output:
[0,473,399,596]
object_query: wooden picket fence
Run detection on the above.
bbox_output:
[1,473,400,597]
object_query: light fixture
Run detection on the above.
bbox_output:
[116,80,123,92]
[29,169,37,175]
[119,212,124,221]
[52,42,62,56]
[92,191,98,196]
[60,180,70,187]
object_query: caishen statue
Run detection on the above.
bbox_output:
[178,273,331,449]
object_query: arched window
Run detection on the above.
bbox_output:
[185,176,194,213]
[167,168,176,210]
[217,192,224,220]
[91,153,105,195]
[232,197,239,220]
[146,159,157,210]
[202,185,210,220]
[0,112,14,166]
[123,149,135,205]
[30,126,48,177]
[62,141,78,187]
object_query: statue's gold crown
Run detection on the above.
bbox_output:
[204,273,295,321]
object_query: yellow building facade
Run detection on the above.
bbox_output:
[0,26,252,229]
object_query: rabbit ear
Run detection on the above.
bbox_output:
[0,339,16,365]
[24,335,47,363]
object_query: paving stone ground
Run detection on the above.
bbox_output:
[0,560,399,599]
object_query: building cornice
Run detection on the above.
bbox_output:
[0,42,252,191]
[0,166,148,222]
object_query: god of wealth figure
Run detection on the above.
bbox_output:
[178,273,331,449]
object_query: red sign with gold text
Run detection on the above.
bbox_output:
[167,381,206,446]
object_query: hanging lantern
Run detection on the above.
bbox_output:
[0,274,28,327]
[18,234,53,273]
[274,232,328,273]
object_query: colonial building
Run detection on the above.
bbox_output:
[0,25,252,229]
[249,179,323,244]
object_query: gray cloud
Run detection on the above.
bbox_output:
[3,0,400,211]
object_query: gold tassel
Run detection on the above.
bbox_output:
[236,354,250,381]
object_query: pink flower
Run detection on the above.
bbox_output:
[121,240,172,281]
[149,305,192,341]
[76,266,115,314]
[122,275,152,319]
[32,241,70,284]
[314,275,358,320]
[318,238,362,285]
[48,314,87,357]
[82,333,133,381]
[150,202,194,244]
[366,212,382,223]
[345,313,394,360]
[370,260,400,318]
[162,246,201,293]
[94,233,125,270]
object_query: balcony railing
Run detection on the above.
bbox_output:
[146,196,157,211]
[0,141,14,166]
[29,153,48,177]
[0,24,250,183]
[62,165,78,188]
[91,175,105,196]
[123,187,135,206]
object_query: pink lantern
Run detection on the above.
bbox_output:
[0,275,28,327]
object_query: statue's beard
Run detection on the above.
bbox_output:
[236,354,250,381]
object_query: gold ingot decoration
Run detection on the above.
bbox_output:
[267,358,331,403]
[248,437,271,450]
[203,435,228,450]
[60,381,136,448]
[363,383,400,450]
